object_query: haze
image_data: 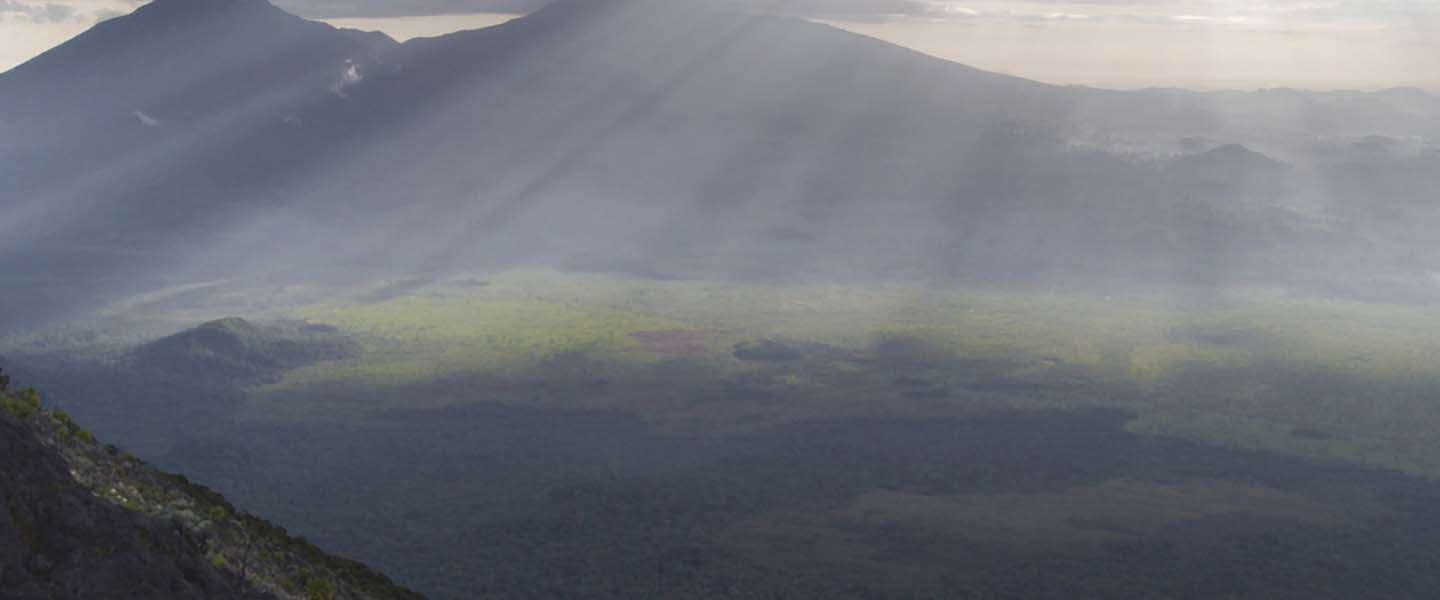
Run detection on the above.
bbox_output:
[6,1,1440,598]
[3,0,1438,91]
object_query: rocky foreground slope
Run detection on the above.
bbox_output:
[0,371,423,599]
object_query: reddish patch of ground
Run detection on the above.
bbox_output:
[630,330,708,354]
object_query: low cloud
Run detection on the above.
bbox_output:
[274,0,547,18]
[5,0,1434,30]
[0,0,79,23]
[331,60,363,97]
[133,109,159,127]
[261,0,1440,34]
[0,0,145,24]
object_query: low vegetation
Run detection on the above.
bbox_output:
[240,269,1440,479]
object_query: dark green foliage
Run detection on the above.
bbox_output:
[304,573,337,600]
[51,408,73,428]
[131,395,1440,600]
[47,407,93,442]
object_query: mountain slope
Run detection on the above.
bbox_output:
[0,0,393,328]
[0,0,389,113]
[0,0,393,208]
[230,0,1062,275]
[4,0,1098,285]
[2,0,1439,330]
[0,378,423,599]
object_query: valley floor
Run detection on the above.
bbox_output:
[9,270,1440,598]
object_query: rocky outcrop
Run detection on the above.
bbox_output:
[0,379,422,600]
[1,400,250,598]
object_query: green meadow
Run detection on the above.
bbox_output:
[247,269,1440,479]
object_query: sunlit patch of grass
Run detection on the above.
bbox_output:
[246,269,1440,477]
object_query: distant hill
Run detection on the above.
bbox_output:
[0,318,360,457]
[1167,144,1291,189]
[0,377,422,599]
[132,317,359,385]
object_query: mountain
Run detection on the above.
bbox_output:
[2,0,1439,330]
[246,0,1088,277]
[0,0,391,160]
[0,0,392,327]
[0,0,393,206]
[0,0,394,243]
[0,377,423,599]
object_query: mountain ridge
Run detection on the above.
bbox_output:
[2,0,1439,330]
[0,0,393,184]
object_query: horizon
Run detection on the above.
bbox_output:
[1,0,1437,94]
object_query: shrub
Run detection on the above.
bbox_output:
[50,407,88,439]
[2,387,40,418]
[304,574,337,600]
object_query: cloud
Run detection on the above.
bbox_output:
[6,0,1437,34]
[273,0,547,18]
[4,0,1431,30]
[813,0,1440,33]
[0,0,139,23]
[271,0,930,19]
[0,0,78,23]
[257,0,1440,34]
[133,109,159,127]
[331,60,362,96]
[265,0,971,19]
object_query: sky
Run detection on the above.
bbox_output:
[1,0,1438,91]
